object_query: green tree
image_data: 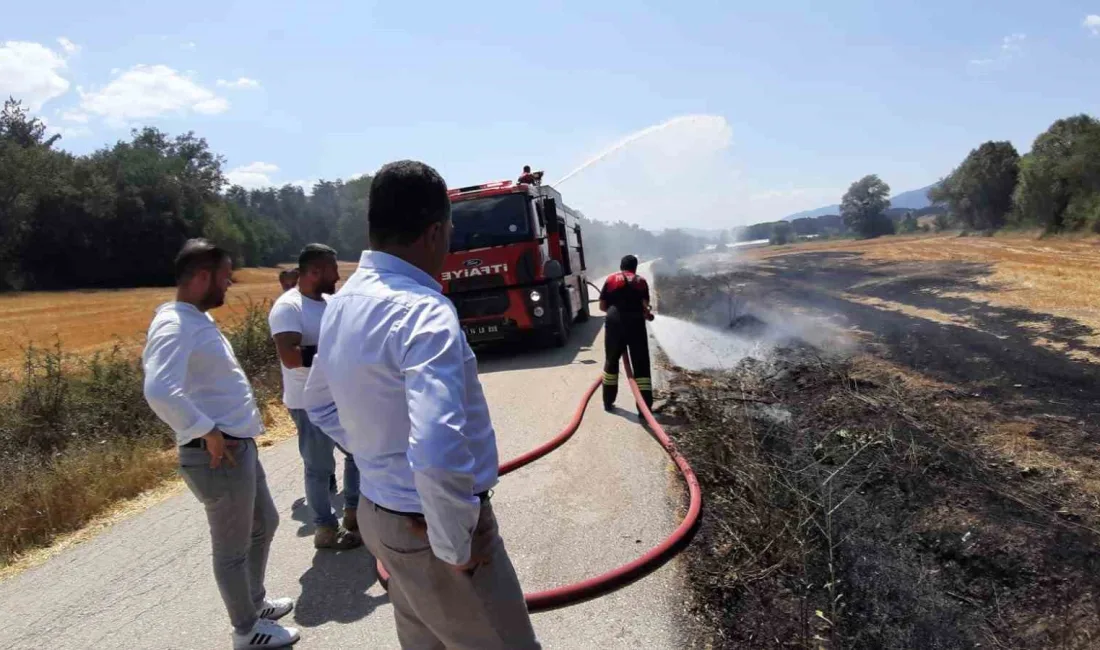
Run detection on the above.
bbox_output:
[336,175,372,258]
[930,141,1019,232]
[0,97,716,291]
[899,211,920,233]
[1013,115,1100,232]
[0,98,67,288]
[769,221,794,245]
[841,174,893,238]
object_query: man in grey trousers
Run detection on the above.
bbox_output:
[142,238,300,649]
[303,161,541,649]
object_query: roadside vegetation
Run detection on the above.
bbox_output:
[666,351,1100,648]
[0,301,278,567]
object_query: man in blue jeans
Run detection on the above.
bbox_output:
[269,243,362,550]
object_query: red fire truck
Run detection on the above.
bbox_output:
[439,176,590,347]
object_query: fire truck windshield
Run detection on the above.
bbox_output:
[449,193,532,252]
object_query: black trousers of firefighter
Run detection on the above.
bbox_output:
[602,318,653,412]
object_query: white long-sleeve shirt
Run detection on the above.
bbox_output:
[142,302,264,446]
[303,250,500,566]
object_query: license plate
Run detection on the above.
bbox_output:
[464,323,502,338]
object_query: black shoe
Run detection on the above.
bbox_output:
[604,403,614,412]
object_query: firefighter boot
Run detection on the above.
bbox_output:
[602,371,619,411]
[635,376,654,416]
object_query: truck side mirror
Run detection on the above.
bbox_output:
[543,259,564,279]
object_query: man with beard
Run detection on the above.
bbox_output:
[278,268,299,292]
[142,238,299,649]
[269,243,362,550]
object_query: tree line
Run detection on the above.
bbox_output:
[0,97,373,291]
[0,97,706,292]
[575,216,706,272]
[841,113,1100,239]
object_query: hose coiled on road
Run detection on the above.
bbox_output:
[377,350,703,613]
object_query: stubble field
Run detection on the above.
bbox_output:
[665,232,1100,648]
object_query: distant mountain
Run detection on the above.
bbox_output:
[889,183,938,210]
[783,203,842,221]
[782,183,939,222]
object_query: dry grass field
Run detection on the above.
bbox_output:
[0,262,366,572]
[738,232,1100,350]
[0,262,360,367]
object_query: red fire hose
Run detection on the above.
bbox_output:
[375,350,703,613]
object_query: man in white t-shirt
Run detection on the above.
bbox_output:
[269,244,362,550]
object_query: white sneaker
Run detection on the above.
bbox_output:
[257,596,295,621]
[233,618,300,649]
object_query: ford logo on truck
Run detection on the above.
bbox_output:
[464,258,483,267]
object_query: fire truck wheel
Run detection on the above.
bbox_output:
[575,282,591,323]
[552,300,570,347]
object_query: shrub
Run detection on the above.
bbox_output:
[0,301,282,565]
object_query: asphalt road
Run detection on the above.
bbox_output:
[0,291,688,649]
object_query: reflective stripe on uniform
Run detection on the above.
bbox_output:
[602,372,618,385]
[634,377,652,390]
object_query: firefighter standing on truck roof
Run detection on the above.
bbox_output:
[599,254,655,414]
[518,165,539,184]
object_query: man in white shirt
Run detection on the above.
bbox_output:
[269,243,362,550]
[142,239,299,649]
[303,160,540,649]
[278,268,299,292]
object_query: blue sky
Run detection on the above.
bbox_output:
[3,0,1100,229]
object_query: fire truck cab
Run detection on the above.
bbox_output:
[439,177,589,347]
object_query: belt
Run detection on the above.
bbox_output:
[375,490,492,518]
[180,433,247,449]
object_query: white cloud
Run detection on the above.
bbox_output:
[967,33,1025,73]
[0,41,71,110]
[216,77,261,90]
[78,64,229,127]
[227,161,280,189]
[1001,33,1026,53]
[1085,15,1100,36]
[182,41,197,50]
[40,115,91,139]
[225,165,340,194]
[289,179,320,194]
[57,37,80,55]
[53,124,92,138]
[60,109,89,123]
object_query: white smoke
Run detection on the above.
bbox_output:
[557,114,843,231]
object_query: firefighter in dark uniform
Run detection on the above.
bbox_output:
[599,254,655,413]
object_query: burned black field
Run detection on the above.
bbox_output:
[656,250,1100,649]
